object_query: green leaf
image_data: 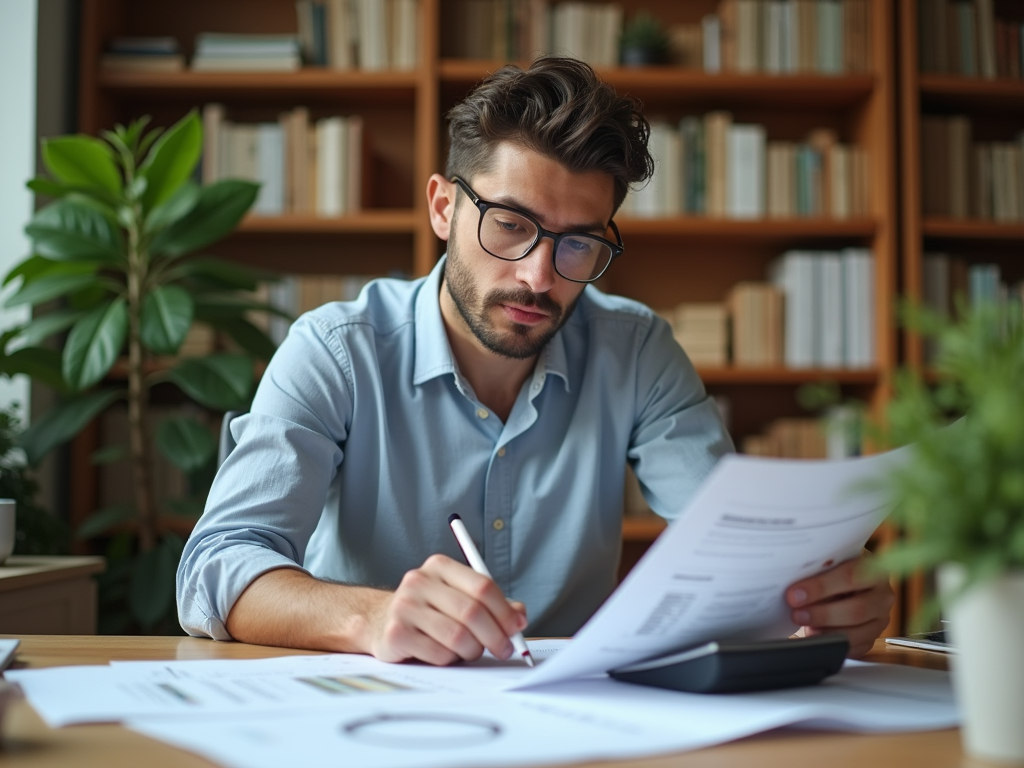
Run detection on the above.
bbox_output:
[193,295,292,322]
[168,354,253,410]
[77,505,135,540]
[91,444,128,465]
[129,535,182,629]
[141,286,194,355]
[4,273,99,309]
[164,497,206,517]
[25,199,124,264]
[213,317,278,361]
[156,416,216,473]
[62,299,129,391]
[138,111,203,211]
[0,347,67,391]
[150,180,259,258]
[3,255,56,287]
[10,308,85,348]
[17,389,124,465]
[41,135,123,196]
[144,181,200,236]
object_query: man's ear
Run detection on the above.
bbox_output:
[426,174,456,241]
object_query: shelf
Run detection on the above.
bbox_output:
[919,74,1024,113]
[696,368,880,385]
[622,515,667,542]
[97,68,419,101]
[441,60,876,107]
[616,217,877,242]
[922,218,1024,241]
[237,211,419,234]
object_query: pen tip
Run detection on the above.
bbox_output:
[523,651,535,667]
[447,513,461,524]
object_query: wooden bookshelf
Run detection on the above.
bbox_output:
[898,0,1024,630]
[73,0,899,628]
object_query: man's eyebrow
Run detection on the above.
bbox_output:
[489,193,609,233]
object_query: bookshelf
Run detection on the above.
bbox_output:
[72,0,899,632]
[899,0,1024,625]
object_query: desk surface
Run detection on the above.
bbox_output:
[0,557,105,594]
[1,635,959,768]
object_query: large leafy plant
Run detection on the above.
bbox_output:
[0,112,282,631]
[871,301,1024,625]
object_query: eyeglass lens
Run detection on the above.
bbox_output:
[479,207,613,282]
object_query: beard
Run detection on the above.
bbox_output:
[444,225,581,360]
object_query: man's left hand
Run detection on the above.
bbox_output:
[786,554,895,658]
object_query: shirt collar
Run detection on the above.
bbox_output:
[412,254,571,394]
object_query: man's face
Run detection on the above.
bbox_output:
[442,143,616,360]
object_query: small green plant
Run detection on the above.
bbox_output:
[870,300,1024,626]
[0,403,68,556]
[620,11,671,66]
[0,112,283,632]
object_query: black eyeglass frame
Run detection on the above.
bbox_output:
[451,176,624,283]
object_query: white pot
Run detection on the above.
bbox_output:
[938,564,1024,765]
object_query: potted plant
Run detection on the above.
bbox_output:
[872,301,1024,764]
[619,11,671,67]
[0,112,282,632]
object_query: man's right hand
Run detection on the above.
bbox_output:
[224,556,528,666]
[366,554,528,666]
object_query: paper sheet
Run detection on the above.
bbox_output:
[5,640,566,727]
[516,449,908,689]
[126,661,958,768]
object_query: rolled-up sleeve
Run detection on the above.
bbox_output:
[176,314,352,639]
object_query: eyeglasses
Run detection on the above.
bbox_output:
[451,176,624,283]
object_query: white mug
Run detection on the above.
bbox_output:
[0,499,15,565]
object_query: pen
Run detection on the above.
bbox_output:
[447,513,535,667]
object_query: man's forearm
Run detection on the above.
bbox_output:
[224,568,389,653]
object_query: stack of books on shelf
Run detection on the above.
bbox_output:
[663,303,729,367]
[202,105,369,217]
[921,116,1024,222]
[191,33,302,72]
[704,0,872,74]
[727,283,784,366]
[769,248,875,369]
[918,0,1023,79]
[741,406,861,458]
[443,1,620,64]
[100,36,185,72]
[622,117,866,219]
[296,0,419,70]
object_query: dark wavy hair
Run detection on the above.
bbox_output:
[445,56,654,213]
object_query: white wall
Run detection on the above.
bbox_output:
[0,1,38,416]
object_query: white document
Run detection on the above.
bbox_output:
[516,449,907,689]
[6,640,566,727]
[126,661,957,768]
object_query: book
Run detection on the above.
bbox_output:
[726,124,766,219]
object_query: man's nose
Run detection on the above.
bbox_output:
[514,235,558,294]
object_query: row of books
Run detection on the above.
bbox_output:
[622,117,867,220]
[295,0,419,70]
[660,248,875,370]
[441,0,870,73]
[201,105,369,217]
[100,0,419,74]
[709,0,872,74]
[741,407,861,459]
[918,0,1023,79]
[921,116,1024,222]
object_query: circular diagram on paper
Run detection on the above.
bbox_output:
[341,712,502,749]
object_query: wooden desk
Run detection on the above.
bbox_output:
[0,636,959,768]
[0,557,105,634]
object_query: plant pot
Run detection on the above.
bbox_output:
[938,564,1024,764]
[620,47,661,67]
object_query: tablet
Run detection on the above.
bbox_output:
[609,634,849,694]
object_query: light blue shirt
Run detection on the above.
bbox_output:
[177,256,733,639]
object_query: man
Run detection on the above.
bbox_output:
[177,57,893,664]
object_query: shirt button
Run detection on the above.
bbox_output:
[497,446,506,457]
[476,408,489,419]
[493,518,505,531]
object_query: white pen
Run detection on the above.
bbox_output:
[447,513,535,667]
